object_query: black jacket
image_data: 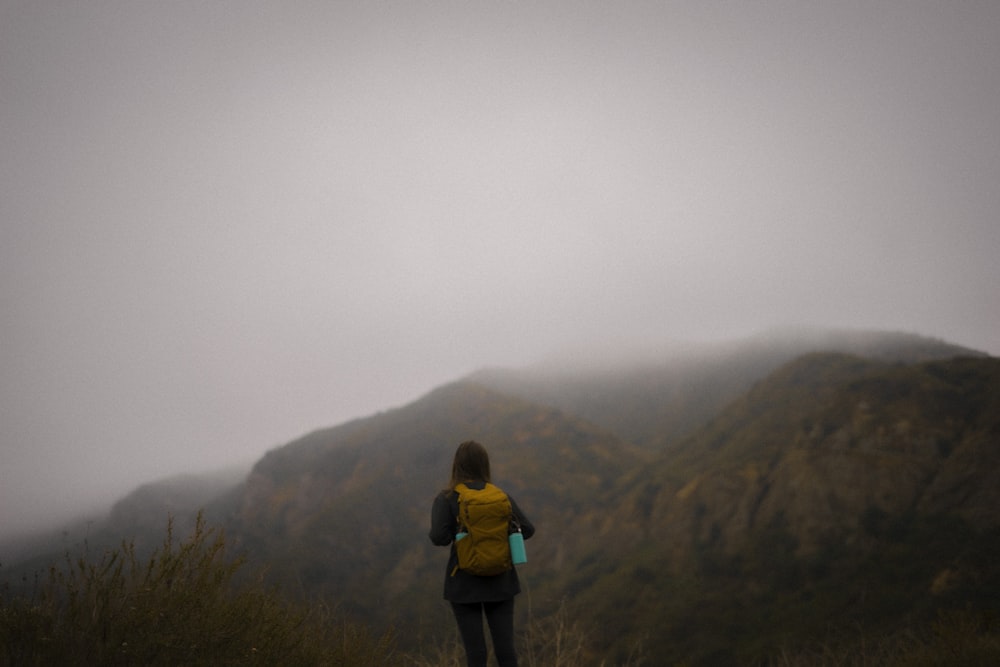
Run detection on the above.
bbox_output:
[428,480,535,603]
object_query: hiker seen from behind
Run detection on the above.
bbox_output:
[429,440,535,667]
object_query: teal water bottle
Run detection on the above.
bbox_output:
[509,530,527,565]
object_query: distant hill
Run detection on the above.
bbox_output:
[4,328,995,664]
[104,466,251,543]
[0,465,250,596]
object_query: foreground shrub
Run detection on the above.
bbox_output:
[770,608,1000,667]
[0,514,397,666]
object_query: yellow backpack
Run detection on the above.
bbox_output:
[453,483,513,576]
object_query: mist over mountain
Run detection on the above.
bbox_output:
[4,328,996,664]
[468,327,984,448]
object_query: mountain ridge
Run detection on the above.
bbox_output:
[467,327,984,449]
[4,328,995,664]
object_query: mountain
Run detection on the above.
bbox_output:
[226,381,646,635]
[570,353,1000,663]
[214,329,995,660]
[5,328,995,664]
[106,466,250,535]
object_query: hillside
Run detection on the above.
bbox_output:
[569,353,1000,663]
[106,467,250,537]
[215,335,997,662]
[5,329,995,664]
[218,347,998,663]
[224,382,646,636]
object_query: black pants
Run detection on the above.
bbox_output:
[450,598,517,667]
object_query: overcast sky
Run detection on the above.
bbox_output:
[2,1,998,538]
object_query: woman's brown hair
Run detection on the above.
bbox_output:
[449,440,491,489]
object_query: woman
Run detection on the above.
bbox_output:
[429,440,535,667]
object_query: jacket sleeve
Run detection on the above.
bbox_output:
[510,496,535,540]
[428,490,456,546]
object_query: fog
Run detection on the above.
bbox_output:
[2,1,999,539]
